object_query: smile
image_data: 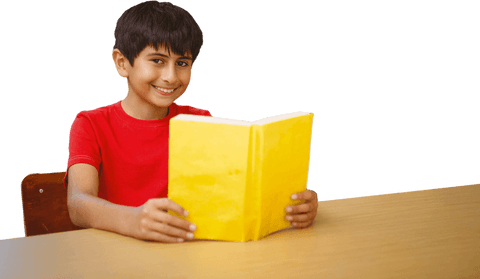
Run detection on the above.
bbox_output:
[152,85,176,94]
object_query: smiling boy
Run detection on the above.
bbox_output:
[65,1,318,243]
[116,45,193,120]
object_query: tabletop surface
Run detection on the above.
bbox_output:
[1,184,479,279]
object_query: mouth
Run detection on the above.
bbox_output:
[152,85,177,95]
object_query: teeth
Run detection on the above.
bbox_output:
[154,86,175,93]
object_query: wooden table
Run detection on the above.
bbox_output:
[1,184,479,278]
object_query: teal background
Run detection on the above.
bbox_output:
[1,0,479,240]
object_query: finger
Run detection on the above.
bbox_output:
[148,221,195,241]
[291,220,314,229]
[285,202,313,214]
[151,198,189,217]
[135,219,184,243]
[150,209,197,233]
[286,211,314,223]
[146,199,197,231]
[144,229,187,243]
[291,190,317,202]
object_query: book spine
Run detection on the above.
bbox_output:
[243,124,263,241]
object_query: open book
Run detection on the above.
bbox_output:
[168,111,314,241]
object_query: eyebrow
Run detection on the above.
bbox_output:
[146,53,193,60]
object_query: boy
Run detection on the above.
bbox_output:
[65,1,318,243]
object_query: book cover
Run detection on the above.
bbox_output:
[168,112,313,241]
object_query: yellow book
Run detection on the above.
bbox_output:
[168,112,314,242]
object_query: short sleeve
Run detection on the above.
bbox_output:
[63,113,102,187]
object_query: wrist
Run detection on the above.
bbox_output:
[114,205,138,238]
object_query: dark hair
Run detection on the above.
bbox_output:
[113,1,203,66]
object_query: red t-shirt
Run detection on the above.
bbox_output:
[64,101,211,207]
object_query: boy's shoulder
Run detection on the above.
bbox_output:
[175,104,211,117]
[76,101,118,117]
[75,101,211,120]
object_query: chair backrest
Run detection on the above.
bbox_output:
[21,172,84,236]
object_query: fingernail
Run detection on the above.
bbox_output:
[286,216,293,221]
[291,194,298,200]
[189,224,196,231]
[187,233,194,239]
[177,238,184,243]
[184,210,189,217]
[286,207,292,213]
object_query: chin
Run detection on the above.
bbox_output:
[149,97,175,108]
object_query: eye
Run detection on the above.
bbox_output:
[152,59,164,64]
[177,61,189,67]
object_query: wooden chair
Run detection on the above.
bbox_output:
[21,172,84,236]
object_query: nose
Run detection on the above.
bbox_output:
[161,63,179,84]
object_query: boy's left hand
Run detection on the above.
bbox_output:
[285,190,318,228]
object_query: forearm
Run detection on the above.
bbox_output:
[67,192,136,237]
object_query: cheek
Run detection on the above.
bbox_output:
[179,70,191,86]
[140,68,157,83]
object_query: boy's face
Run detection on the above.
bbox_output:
[123,44,193,113]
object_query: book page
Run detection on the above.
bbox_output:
[173,112,312,127]
[172,114,251,126]
[252,112,311,126]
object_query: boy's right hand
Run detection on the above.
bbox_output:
[130,198,196,243]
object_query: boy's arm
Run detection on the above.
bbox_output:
[67,163,196,243]
[66,163,130,233]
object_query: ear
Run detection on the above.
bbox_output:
[112,48,130,78]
